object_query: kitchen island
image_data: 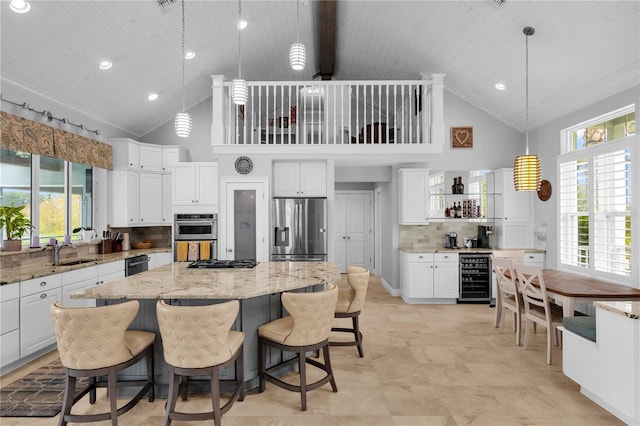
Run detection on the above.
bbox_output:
[72,261,341,395]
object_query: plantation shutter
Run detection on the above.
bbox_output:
[559,158,589,269]
[592,148,632,277]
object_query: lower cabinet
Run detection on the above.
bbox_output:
[20,274,62,357]
[400,252,459,304]
[1,283,20,366]
[62,266,99,308]
[148,252,173,270]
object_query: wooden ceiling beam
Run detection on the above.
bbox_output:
[316,0,336,80]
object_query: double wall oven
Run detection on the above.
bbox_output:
[174,213,218,261]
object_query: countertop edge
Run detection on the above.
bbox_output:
[1,247,172,285]
[594,301,640,319]
[398,247,546,254]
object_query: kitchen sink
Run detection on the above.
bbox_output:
[53,258,98,266]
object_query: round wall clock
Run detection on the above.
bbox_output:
[537,179,552,201]
[234,156,253,175]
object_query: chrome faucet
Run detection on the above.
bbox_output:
[53,242,76,265]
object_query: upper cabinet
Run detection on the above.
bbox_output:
[110,138,186,173]
[273,161,326,197]
[398,168,429,225]
[173,162,218,206]
[110,138,186,226]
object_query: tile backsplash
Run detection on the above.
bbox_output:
[399,222,495,248]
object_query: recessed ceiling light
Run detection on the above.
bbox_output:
[185,51,195,60]
[98,60,113,70]
[237,19,247,30]
[495,82,506,91]
[148,93,159,101]
[10,0,31,13]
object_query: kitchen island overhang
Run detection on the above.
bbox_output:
[71,261,342,397]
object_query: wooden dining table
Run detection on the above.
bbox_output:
[540,269,640,317]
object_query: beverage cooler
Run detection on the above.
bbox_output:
[459,254,492,302]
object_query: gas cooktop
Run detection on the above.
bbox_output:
[187,259,258,269]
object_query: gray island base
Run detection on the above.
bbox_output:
[72,261,342,396]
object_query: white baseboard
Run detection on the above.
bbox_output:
[381,277,401,297]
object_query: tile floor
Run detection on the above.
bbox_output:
[0,275,623,425]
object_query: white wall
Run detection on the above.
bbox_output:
[528,84,639,269]
[141,96,214,162]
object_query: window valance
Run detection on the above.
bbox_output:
[0,111,113,169]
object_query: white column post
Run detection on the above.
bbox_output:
[428,73,445,147]
[211,75,226,145]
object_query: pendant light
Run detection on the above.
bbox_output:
[513,26,541,191]
[232,0,248,105]
[289,0,306,71]
[174,0,192,138]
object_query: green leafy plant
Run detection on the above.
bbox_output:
[0,205,33,241]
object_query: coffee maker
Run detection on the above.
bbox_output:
[477,225,493,248]
[444,232,458,249]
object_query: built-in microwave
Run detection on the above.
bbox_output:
[174,213,217,241]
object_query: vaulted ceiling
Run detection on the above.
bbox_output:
[1,1,638,138]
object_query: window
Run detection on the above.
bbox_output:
[559,107,636,283]
[0,149,32,243]
[0,149,93,246]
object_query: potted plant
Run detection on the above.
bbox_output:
[73,226,96,241]
[0,205,33,251]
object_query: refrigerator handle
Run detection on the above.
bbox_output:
[298,201,303,252]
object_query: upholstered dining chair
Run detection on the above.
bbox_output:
[514,263,563,365]
[491,255,523,345]
[491,250,525,328]
[258,282,339,411]
[330,265,370,357]
[50,300,155,426]
[156,300,244,426]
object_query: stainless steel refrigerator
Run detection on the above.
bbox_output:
[271,198,327,261]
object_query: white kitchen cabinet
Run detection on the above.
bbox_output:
[173,162,218,206]
[20,274,62,357]
[162,174,173,223]
[139,172,163,224]
[162,147,186,173]
[111,170,139,226]
[400,252,459,303]
[489,168,532,248]
[61,266,98,308]
[398,168,429,225]
[433,253,459,298]
[139,144,162,172]
[523,252,545,268]
[149,252,173,270]
[1,283,20,366]
[98,260,125,284]
[273,161,326,197]
[111,138,185,173]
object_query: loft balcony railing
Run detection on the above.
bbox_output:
[210,74,445,153]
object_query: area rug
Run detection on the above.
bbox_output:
[1,357,89,417]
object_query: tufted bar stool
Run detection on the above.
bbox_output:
[156,300,244,426]
[258,282,339,411]
[50,300,155,426]
[330,265,370,357]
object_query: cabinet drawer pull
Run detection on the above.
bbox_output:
[443,255,449,259]
[40,293,47,299]
[418,255,423,259]
[40,281,47,287]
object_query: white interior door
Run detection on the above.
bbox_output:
[223,180,268,262]
[335,191,373,273]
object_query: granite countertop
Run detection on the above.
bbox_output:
[71,261,342,300]
[399,246,546,254]
[1,247,171,285]
[594,301,640,319]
